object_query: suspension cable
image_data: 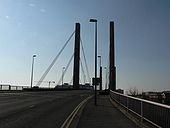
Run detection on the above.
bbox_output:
[80,59,86,84]
[80,38,91,83]
[79,77,82,85]
[56,54,74,85]
[36,31,75,86]
[69,78,73,85]
[105,56,109,89]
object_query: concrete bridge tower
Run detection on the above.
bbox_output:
[109,21,116,91]
[73,23,80,89]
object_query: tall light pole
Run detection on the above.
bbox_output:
[98,55,102,91]
[98,56,101,67]
[90,18,97,105]
[30,55,36,88]
[62,67,65,87]
[104,67,107,90]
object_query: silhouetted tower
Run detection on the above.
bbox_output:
[73,23,80,89]
[109,21,116,91]
[100,66,102,90]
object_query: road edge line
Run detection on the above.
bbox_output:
[60,95,93,128]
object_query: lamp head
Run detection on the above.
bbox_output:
[89,19,97,22]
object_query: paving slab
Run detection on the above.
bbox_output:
[77,95,140,128]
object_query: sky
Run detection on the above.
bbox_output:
[0,0,170,92]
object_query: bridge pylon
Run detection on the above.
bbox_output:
[109,21,116,91]
[73,23,80,89]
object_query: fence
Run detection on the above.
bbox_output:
[110,90,170,128]
[0,85,30,91]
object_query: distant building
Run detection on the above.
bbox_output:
[79,83,93,90]
[142,92,166,104]
[116,89,124,94]
[163,91,170,105]
[55,83,72,89]
[54,83,93,90]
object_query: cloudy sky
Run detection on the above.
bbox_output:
[0,0,169,92]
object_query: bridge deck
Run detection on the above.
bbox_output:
[77,95,139,128]
[0,90,92,128]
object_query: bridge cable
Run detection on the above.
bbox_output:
[80,38,91,83]
[56,53,74,85]
[36,31,75,86]
[80,58,87,84]
[79,77,82,85]
[69,78,73,85]
[106,56,109,89]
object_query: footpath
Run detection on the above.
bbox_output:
[77,95,140,128]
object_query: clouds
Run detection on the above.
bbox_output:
[0,0,169,91]
[5,15,10,19]
[29,3,36,7]
[40,8,46,13]
[29,3,46,13]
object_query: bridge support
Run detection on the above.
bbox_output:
[109,21,116,91]
[73,23,80,89]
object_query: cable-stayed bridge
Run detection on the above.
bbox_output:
[0,22,169,128]
[35,23,91,89]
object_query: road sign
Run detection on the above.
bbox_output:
[92,77,100,85]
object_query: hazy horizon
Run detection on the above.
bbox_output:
[0,0,170,92]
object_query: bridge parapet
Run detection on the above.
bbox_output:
[0,84,29,91]
[110,90,170,128]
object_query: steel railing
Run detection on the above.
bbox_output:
[0,85,29,91]
[110,90,170,128]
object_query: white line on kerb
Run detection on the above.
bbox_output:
[60,95,93,128]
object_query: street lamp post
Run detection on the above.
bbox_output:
[98,56,101,67]
[62,67,65,87]
[98,55,102,91]
[90,18,97,105]
[104,67,107,90]
[30,55,36,88]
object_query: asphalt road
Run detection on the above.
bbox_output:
[0,90,92,128]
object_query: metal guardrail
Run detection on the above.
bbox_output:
[0,85,29,91]
[110,90,170,128]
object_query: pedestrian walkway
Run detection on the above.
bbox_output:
[77,95,139,128]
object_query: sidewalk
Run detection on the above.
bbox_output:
[77,95,139,128]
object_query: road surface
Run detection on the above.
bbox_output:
[0,90,92,128]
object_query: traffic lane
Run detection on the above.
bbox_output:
[0,90,92,117]
[0,90,92,128]
[0,90,89,108]
[0,91,68,117]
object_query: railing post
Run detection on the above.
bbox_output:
[110,90,170,128]
[9,85,11,91]
[127,97,129,112]
[141,101,143,123]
